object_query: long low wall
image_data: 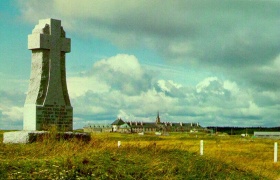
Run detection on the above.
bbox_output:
[254,132,280,139]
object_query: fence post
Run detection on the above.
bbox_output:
[200,140,203,155]
[274,142,278,163]
[118,141,121,148]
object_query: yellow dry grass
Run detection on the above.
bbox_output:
[113,133,280,179]
[0,131,280,179]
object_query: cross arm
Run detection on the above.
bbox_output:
[28,34,51,50]
[61,38,71,53]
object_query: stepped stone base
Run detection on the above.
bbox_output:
[3,131,90,144]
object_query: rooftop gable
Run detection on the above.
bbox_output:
[111,118,125,125]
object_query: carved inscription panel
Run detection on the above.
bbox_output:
[36,104,73,131]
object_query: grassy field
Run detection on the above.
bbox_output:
[0,131,279,179]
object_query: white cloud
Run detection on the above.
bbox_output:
[157,80,182,93]
[88,54,152,95]
[223,80,239,94]
[196,77,222,94]
[117,110,135,121]
[167,42,193,56]
[241,101,260,117]
[68,76,110,98]
[67,54,152,99]
[93,54,144,80]
[1,106,23,121]
[0,89,25,129]
[258,54,280,74]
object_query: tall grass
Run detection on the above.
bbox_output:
[0,131,279,179]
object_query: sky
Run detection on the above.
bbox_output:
[0,0,279,130]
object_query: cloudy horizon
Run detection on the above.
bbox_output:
[0,0,279,129]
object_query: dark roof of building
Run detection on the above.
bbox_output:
[111,118,125,125]
[125,121,158,128]
[143,122,158,128]
[120,121,201,128]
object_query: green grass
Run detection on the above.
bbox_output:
[0,131,277,179]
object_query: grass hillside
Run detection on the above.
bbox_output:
[0,131,279,179]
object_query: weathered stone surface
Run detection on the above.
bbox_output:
[3,131,47,144]
[24,18,73,131]
[3,131,90,144]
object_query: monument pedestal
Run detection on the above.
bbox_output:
[3,131,90,144]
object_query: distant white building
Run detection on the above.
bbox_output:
[83,124,112,133]
[111,112,203,133]
[254,132,280,139]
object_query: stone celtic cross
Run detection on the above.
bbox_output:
[24,18,73,131]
